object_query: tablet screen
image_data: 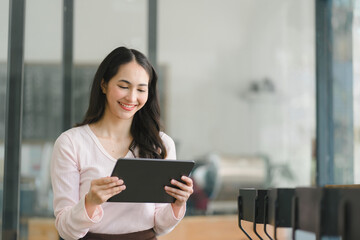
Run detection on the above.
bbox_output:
[107,158,195,203]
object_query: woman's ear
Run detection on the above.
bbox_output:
[100,79,107,94]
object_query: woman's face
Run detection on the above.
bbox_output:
[102,60,149,121]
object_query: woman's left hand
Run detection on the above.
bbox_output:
[165,176,193,217]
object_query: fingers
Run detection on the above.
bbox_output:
[170,176,193,192]
[87,177,126,205]
[93,177,124,190]
[164,176,194,204]
[165,186,190,202]
[102,184,126,199]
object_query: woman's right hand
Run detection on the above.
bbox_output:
[85,176,126,217]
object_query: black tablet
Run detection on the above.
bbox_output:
[107,158,195,203]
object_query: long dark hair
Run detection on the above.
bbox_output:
[77,46,167,159]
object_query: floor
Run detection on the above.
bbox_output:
[158,215,292,240]
[27,215,292,240]
[158,215,243,240]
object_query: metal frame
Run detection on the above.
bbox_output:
[148,0,157,70]
[2,0,26,239]
[148,0,166,116]
[62,0,74,131]
[315,0,354,186]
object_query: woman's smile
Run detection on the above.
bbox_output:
[118,102,137,111]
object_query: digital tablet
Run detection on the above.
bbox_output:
[107,158,195,203]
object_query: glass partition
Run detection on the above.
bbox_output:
[73,0,148,124]
[21,0,62,239]
[354,0,360,184]
[3,0,359,239]
[158,0,315,215]
[20,1,148,239]
[72,0,316,217]
[0,0,9,237]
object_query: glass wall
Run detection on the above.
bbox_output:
[0,0,9,237]
[158,0,315,215]
[72,0,148,124]
[70,0,314,219]
[354,0,360,184]
[1,0,359,239]
[20,0,62,239]
[14,0,149,239]
[23,0,315,223]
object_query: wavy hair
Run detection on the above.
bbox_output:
[77,46,167,159]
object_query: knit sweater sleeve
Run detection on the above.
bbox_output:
[50,132,103,240]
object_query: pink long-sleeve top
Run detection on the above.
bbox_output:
[50,124,185,240]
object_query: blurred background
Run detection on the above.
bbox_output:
[0,0,359,239]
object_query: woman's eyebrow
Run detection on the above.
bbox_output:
[118,79,131,84]
[118,79,148,87]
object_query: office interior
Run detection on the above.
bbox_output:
[0,0,360,239]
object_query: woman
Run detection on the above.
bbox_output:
[51,46,193,240]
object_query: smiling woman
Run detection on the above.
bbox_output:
[100,61,149,121]
[50,46,194,240]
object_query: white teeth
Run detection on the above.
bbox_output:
[120,102,134,108]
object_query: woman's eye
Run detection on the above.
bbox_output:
[138,89,147,93]
[118,86,128,89]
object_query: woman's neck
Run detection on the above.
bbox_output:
[91,113,133,141]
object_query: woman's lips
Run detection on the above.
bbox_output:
[119,102,136,111]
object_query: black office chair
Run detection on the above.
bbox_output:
[292,187,360,240]
[238,188,269,240]
[338,188,360,240]
[267,188,294,240]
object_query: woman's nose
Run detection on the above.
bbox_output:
[126,89,137,102]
